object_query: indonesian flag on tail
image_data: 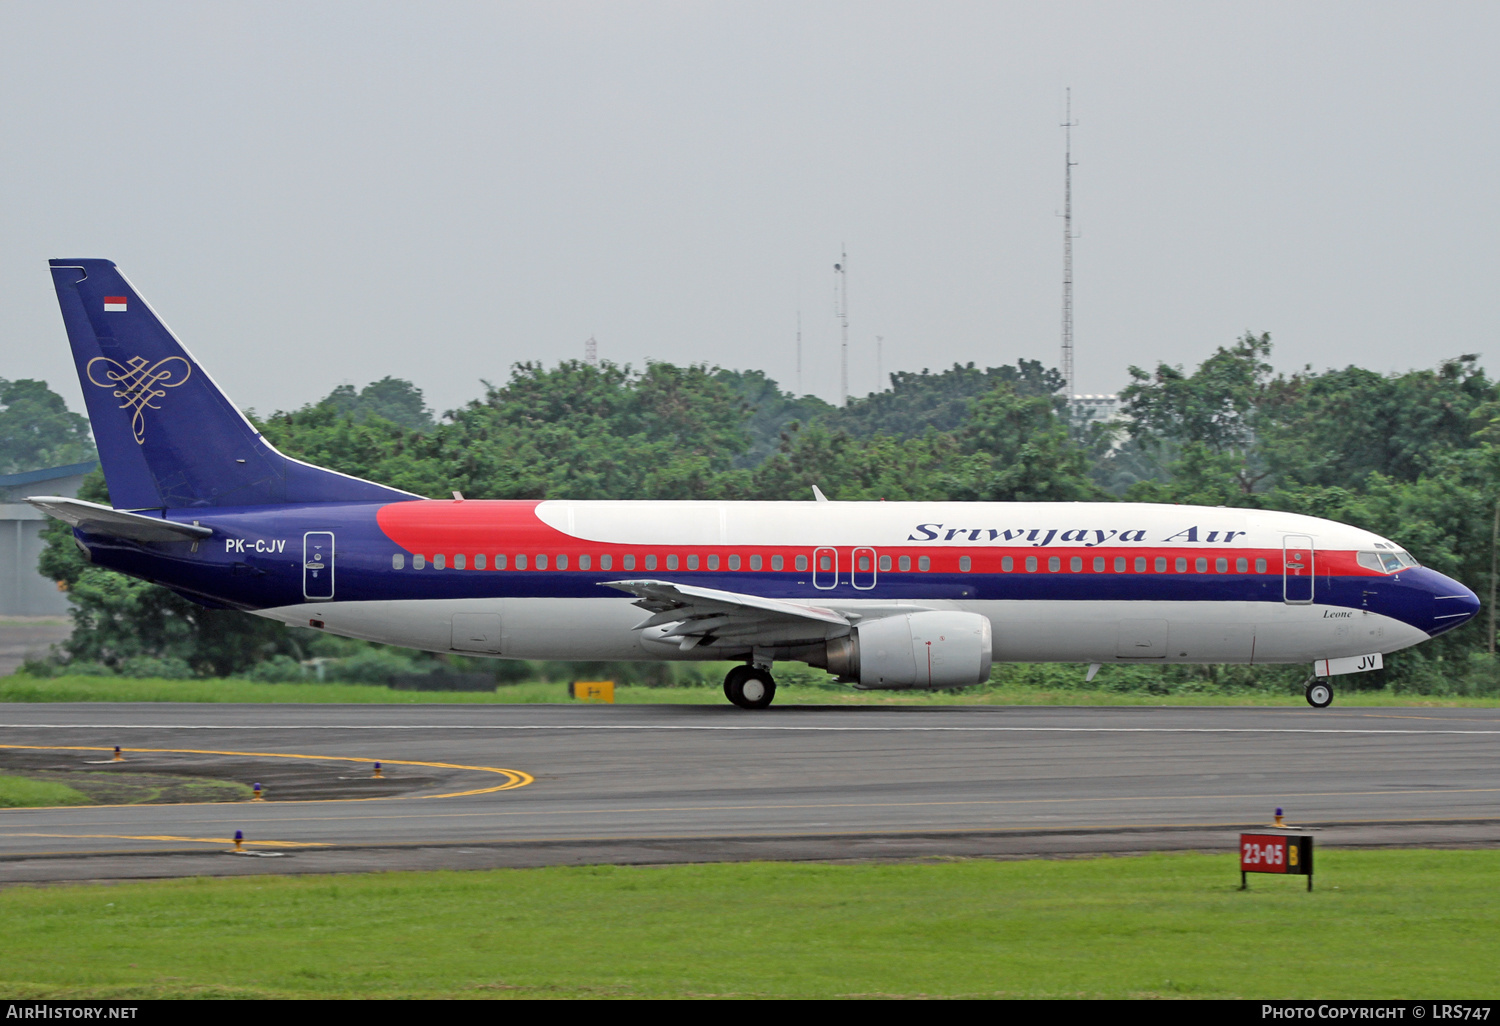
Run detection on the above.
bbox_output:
[103,296,128,312]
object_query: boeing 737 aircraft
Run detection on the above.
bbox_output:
[28,260,1480,708]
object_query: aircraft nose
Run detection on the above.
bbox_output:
[1430,574,1481,634]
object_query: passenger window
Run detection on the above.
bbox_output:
[414,554,426,569]
[1001,556,1013,572]
[392,553,405,569]
[900,555,912,571]
[1134,557,1144,572]
[750,555,762,571]
[773,555,785,571]
[665,555,678,570]
[728,555,740,570]
[819,554,831,571]
[623,555,635,570]
[536,554,548,570]
[1236,558,1247,573]
[435,554,447,570]
[516,554,527,570]
[918,556,931,571]
[600,555,612,570]
[685,555,697,570]
[1216,557,1227,573]
[959,556,972,572]
[1071,556,1083,572]
[1255,558,1267,574]
[476,554,486,570]
[645,555,657,570]
[707,555,719,570]
[495,555,507,569]
[578,555,590,570]
[556,554,567,570]
[454,554,466,570]
[1048,556,1061,572]
[1172,557,1184,572]
[1094,557,1105,572]
[859,555,871,572]
[1195,557,1206,573]
[795,555,808,571]
[879,555,891,571]
[1154,557,1166,572]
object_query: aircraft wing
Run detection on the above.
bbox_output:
[26,496,213,543]
[602,579,851,650]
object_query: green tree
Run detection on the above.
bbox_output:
[944,385,1101,502]
[323,377,435,432]
[825,360,1065,440]
[1260,357,1494,490]
[1119,332,1275,496]
[0,379,95,473]
[713,369,834,467]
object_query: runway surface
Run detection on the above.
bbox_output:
[1,702,1497,882]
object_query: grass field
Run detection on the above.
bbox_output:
[3,673,1498,707]
[0,851,1494,998]
[0,773,88,808]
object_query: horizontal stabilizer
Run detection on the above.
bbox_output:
[26,496,213,543]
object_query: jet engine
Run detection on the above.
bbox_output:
[822,610,993,689]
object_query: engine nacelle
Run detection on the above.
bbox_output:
[824,610,993,689]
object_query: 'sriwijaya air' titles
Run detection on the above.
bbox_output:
[905,525,1248,546]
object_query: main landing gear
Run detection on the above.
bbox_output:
[724,664,777,710]
[1304,677,1334,708]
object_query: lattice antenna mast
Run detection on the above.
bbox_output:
[795,309,803,395]
[584,335,598,367]
[834,247,849,405]
[1060,90,1078,401]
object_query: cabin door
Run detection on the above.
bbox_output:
[1283,535,1314,604]
[303,532,335,600]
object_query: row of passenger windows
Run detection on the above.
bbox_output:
[394,553,835,572]
[991,555,1269,574]
[391,552,1272,574]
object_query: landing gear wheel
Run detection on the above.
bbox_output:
[1305,679,1333,708]
[723,664,752,702]
[724,666,776,710]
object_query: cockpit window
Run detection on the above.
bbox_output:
[1359,550,1420,573]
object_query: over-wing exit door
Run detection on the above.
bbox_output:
[304,532,335,600]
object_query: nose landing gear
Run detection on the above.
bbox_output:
[724,664,777,709]
[1304,677,1334,708]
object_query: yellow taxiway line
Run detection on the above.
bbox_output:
[0,744,533,810]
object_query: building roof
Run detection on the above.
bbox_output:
[0,461,98,488]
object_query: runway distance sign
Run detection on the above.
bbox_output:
[1240,833,1314,891]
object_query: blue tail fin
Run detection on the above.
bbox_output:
[50,259,418,509]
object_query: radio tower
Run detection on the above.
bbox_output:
[1060,90,1078,402]
[584,335,598,367]
[795,309,803,395]
[834,248,849,405]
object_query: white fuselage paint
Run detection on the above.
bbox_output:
[254,595,1427,666]
[252,499,1444,672]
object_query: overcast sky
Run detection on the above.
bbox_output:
[3,1,1497,420]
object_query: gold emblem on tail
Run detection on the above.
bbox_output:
[86,355,192,444]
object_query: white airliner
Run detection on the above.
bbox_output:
[30,260,1481,709]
